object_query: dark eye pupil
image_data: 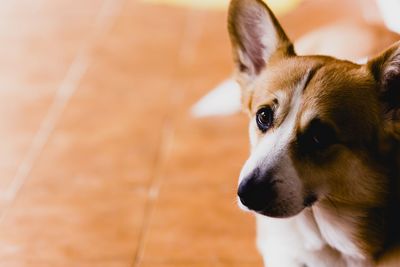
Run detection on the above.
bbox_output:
[256,107,273,132]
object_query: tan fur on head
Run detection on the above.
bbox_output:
[228,0,400,266]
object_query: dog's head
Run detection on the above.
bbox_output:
[228,0,400,218]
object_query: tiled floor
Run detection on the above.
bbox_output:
[0,1,257,266]
[0,0,396,266]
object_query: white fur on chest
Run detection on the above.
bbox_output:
[255,208,371,267]
[312,206,365,260]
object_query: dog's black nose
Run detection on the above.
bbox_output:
[238,168,277,211]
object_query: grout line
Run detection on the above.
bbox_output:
[132,118,175,267]
[132,8,204,267]
[0,0,125,220]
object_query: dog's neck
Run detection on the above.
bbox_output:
[309,202,378,265]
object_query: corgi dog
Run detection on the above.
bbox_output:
[228,0,400,266]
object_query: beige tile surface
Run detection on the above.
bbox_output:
[0,260,131,267]
[0,0,106,194]
[140,186,260,262]
[0,185,147,263]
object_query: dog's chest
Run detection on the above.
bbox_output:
[299,207,372,266]
[295,209,326,251]
[256,209,371,267]
[311,207,365,260]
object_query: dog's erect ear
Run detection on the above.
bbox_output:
[368,41,400,115]
[228,0,294,81]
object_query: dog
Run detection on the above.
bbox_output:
[227,0,400,266]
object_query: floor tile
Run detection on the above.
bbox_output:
[0,181,147,263]
[140,186,261,263]
[163,115,249,187]
[0,1,197,265]
[0,0,105,194]
[0,260,131,267]
[23,1,192,188]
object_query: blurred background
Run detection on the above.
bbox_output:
[0,0,399,266]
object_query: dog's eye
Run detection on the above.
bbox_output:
[256,107,274,132]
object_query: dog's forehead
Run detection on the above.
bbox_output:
[304,61,377,113]
[251,58,313,111]
[301,60,380,138]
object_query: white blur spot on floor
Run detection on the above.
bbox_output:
[377,0,400,34]
[191,78,242,117]
[354,57,368,64]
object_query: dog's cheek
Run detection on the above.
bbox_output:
[290,146,384,206]
[278,155,305,202]
[326,150,387,205]
[289,152,330,199]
